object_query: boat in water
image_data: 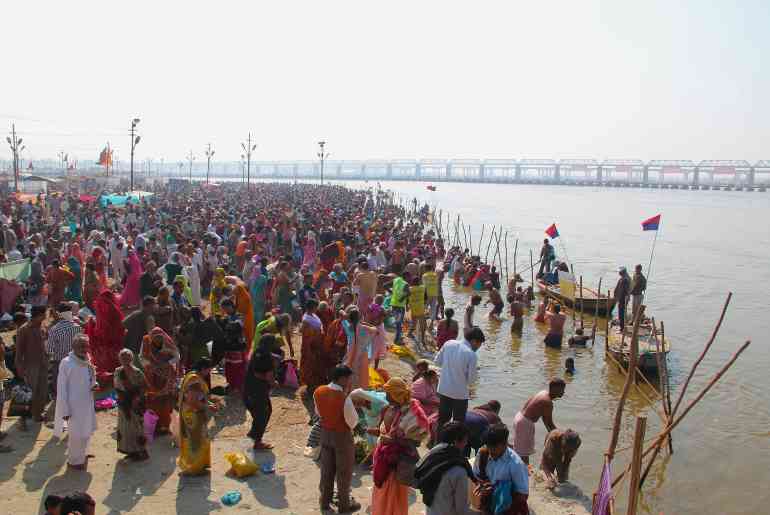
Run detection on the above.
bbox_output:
[536,274,616,317]
[606,321,669,374]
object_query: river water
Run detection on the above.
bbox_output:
[349,180,768,515]
[231,177,768,513]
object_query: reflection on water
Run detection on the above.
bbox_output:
[365,180,770,515]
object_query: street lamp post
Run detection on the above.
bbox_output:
[205,143,215,184]
[129,118,141,191]
[241,133,257,190]
[6,124,25,193]
[317,141,329,185]
[187,150,196,182]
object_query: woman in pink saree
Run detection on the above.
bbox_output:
[302,234,317,271]
[120,250,143,310]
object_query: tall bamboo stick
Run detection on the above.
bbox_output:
[613,339,751,488]
[485,226,497,263]
[606,305,646,460]
[626,416,647,515]
[504,231,510,288]
[530,249,535,290]
[670,293,733,418]
[591,277,602,342]
[477,224,485,257]
[579,275,584,329]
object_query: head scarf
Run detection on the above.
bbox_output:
[175,275,193,305]
[213,267,226,289]
[383,377,411,405]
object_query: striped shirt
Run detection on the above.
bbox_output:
[46,319,82,362]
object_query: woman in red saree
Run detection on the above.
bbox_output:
[140,327,180,435]
[86,289,125,385]
[299,299,325,396]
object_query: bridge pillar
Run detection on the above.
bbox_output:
[361,163,366,180]
[597,165,603,182]
[642,165,649,184]
[748,167,755,186]
[446,162,452,179]
[415,163,422,179]
[515,164,522,181]
[386,163,393,178]
[479,164,486,181]
[692,167,699,186]
[554,164,561,181]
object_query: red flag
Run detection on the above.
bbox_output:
[641,214,661,231]
[545,223,559,239]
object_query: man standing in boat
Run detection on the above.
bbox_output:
[614,267,631,328]
[630,264,647,323]
[538,239,555,276]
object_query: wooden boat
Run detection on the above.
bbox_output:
[606,323,670,374]
[536,279,616,317]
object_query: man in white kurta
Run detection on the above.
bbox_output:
[54,334,98,470]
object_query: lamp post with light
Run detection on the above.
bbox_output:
[129,118,141,191]
[317,140,329,185]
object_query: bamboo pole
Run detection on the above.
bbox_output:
[484,226,497,263]
[468,224,473,253]
[591,277,602,342]
[670,293,733,418]
[530,249,535,290]
[626,416,647,515]
[478,224,485,257]
[580,275,584,329]
[638,323,669,488]
[461,221,469,251]
[512,237,518,288]
[605,305,646,460]
[612,339,751,488]
[605,290,611,353]
[495,226,504,274]
[504,231,510,288]
[660,321,673,452]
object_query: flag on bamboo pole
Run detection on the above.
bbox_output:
[545,223,559,239]
[641,214,661,231]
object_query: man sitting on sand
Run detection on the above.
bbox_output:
[512,379,566,464]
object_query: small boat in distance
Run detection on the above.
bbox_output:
[426,185,437,191]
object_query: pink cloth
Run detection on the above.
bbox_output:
[371,323,387,361]
[120,252,143,308]
[513,411,536,457]
[410,377,439,418]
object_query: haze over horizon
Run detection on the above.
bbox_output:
[2,1,768,164]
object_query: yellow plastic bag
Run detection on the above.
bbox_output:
[224,452,259,478]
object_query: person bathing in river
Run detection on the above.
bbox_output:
[544,303,566,348]
[534,296,549,323]
[568,328,592,347]
[512,379,566,464]
[464,294,482,329]
[484,282,504,321]
[507,293,525,334]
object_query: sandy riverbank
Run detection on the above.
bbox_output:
[0,327,591,514]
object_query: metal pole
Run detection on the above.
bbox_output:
[130,122,135,191]
[247,132,251,189]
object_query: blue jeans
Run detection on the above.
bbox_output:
[392,306,405,343]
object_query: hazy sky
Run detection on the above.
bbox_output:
[1,1,768,164]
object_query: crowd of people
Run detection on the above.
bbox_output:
[0,182,584,514]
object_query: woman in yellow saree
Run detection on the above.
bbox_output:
[178,367,213,475]
[209,267,227,317]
